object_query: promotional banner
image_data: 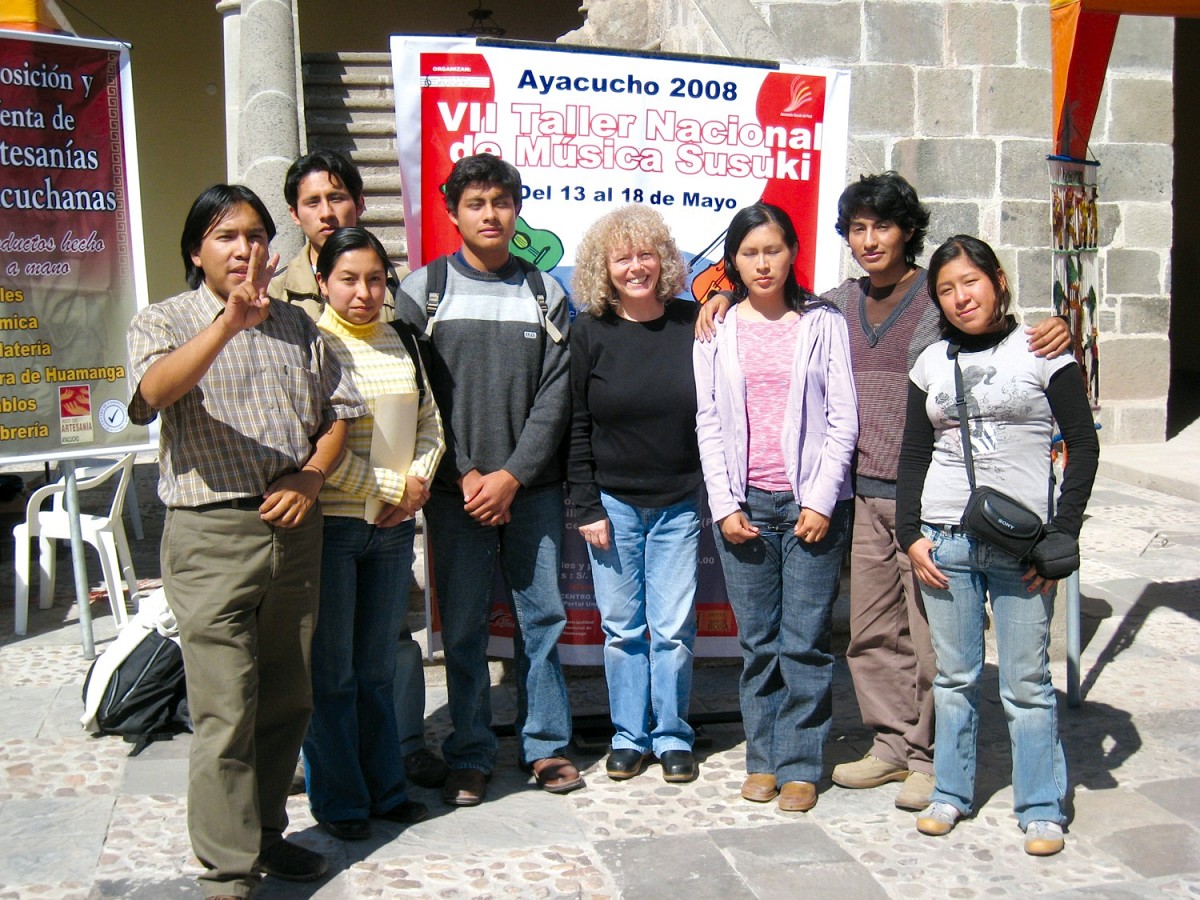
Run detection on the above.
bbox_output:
[0,30,151,465]
[392,37,850,663]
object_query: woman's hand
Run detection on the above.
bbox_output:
[907,538,948,589]
[794,508,829,544]
[578,518,611,552]
[719,511,760,544]
[694,292,733,341]
[1022,565,1058,595]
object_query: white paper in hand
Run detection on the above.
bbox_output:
[363,391,418,522]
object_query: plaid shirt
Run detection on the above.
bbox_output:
[127,284,367,508]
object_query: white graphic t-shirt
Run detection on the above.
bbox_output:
[908,327,1076,527]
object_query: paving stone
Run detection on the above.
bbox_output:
[595,831,753,898]
[1095,824,1200,878]
[121,757,189,796]
[0,686,56,740]
[0,795,114,884]
[1137,778,1200,828]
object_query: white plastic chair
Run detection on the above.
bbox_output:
[55,455,145,541]
[12,453,138,637]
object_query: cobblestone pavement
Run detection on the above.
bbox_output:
[1,463,1199,897]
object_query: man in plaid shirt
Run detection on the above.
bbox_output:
[127,184,364,899]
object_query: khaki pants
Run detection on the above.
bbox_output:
[163,504,322,898]
[846,495,935,774]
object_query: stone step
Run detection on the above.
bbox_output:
[302,51,406,261]
[306,109,398,130]
[304,87,395,110]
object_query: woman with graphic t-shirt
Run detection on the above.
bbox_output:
[693,203,858,813]
[896,235,1098,857]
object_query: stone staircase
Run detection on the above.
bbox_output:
[301,52,408,267]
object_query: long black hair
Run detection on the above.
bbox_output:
[722,203,821,313]
[315,226,390,282]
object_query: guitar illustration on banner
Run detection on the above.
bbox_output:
[510,216,564,270]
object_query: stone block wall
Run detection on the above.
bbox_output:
[649,0,1176,444]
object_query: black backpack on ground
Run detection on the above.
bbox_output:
[81,628,190,756]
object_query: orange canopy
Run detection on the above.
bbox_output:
[1053,0,1200,159]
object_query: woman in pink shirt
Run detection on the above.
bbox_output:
[694,203,858,812]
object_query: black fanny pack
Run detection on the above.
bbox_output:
[961,486,1043,561]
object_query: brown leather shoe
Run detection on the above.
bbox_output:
[777,781,818,812]
[530,756,585,794]
[740,773,778,802]
[442,768,488,806]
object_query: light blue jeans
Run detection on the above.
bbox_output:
[304,517,413,823]
[425,484,572,771]
[715,488,851,784]
[919,524,1068,828]
[587,490,700,755]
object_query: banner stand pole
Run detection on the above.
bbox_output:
[60,461,96,660]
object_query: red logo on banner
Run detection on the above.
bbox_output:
[420,53,498,264]
[755,72,827,291]
[59,384,91,417]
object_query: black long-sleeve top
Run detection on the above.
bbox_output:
[568,302,703,525]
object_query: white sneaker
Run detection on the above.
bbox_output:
[916,801,961,836]
[1024,820,1065,856]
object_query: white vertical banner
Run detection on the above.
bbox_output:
[391,37,851,663]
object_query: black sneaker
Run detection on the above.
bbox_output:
[606,748,649,780]
[405,747,451,788]
[659,750,697,783]
[257,838,328,882]
[376,799,430,825]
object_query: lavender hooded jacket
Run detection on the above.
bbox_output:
[693,304,859,524]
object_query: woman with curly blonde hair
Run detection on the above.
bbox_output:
[568,204,702,783]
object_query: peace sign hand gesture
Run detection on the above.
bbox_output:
[221,243,279,333]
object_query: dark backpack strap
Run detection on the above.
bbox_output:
[388,320,427,405]
[423,254,448,338]
[515,258,563,345]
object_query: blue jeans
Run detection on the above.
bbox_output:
[426,484,572,770]
[919,525,1067,828]
[714,488,850,784]
[304,517,413,822]
[587,490,700,755]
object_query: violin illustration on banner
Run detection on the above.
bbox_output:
[688,227,732,304]
[510,216,564,270]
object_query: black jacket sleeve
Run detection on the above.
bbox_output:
[896,380,935,552]
[566,320,605,525]
[1045,364,1099,538]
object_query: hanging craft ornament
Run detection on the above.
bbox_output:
[1048,156,1100,407]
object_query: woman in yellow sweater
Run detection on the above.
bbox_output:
[303,227,445,841]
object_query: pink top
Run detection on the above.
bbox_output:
[738,315,801,491]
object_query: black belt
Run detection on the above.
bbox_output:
[186,497,262,513]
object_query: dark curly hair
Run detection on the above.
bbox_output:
[835,171,930,266]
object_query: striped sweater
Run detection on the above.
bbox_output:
[316,305,445,518]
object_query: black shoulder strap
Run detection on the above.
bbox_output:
[423,255,449,337]
[515,257,563,344]
[388,320,426,405]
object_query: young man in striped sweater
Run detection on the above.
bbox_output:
[394,153,581,807]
